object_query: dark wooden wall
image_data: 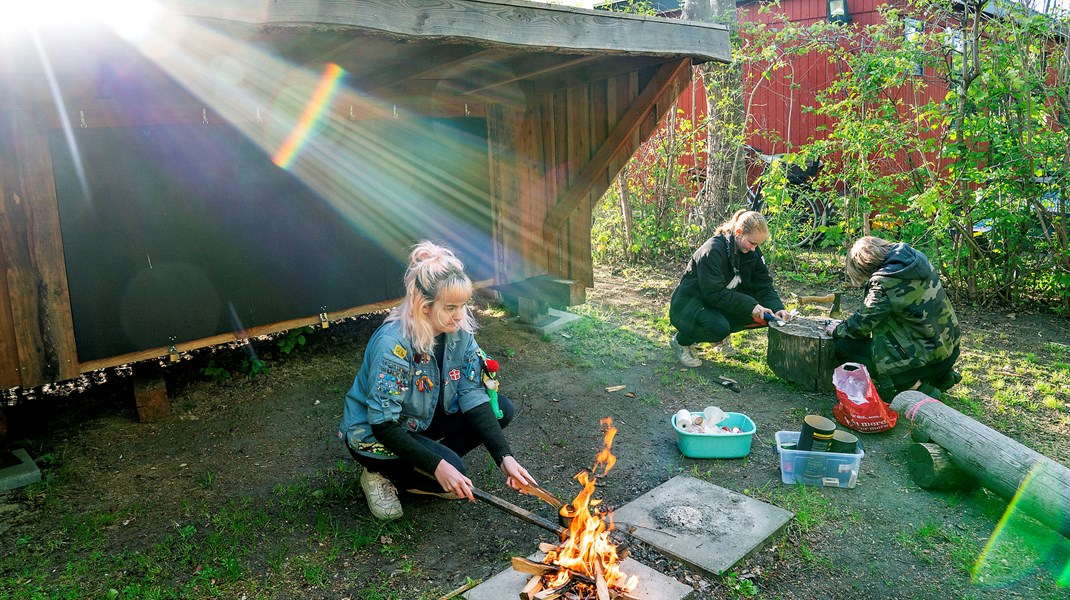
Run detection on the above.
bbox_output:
[0,13,696,390]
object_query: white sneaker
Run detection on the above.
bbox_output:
[670,334,703,368]
[360,468,403,520]
[712,336,738,357]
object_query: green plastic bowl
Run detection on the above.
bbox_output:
[672,412,756,459]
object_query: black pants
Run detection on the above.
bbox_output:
[674,307,765,346]
[834,337,960,398]
[346,396,515,493]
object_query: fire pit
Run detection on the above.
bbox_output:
[510,418,637,600]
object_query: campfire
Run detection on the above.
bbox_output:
[510,418,639,600]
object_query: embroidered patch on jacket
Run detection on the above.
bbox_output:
[449,369,461,381]
[357,442,397,458]
[393,344,407,359]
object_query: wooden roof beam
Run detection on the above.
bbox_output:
[458,55,601,97]
[173,0,731,64]
[357,46,506,93]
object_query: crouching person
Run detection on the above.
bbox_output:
[826,236,961,400]
[339,241,536,520]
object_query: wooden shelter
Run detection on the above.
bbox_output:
[0,0,729,402]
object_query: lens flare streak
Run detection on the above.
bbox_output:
[272,63,345,169]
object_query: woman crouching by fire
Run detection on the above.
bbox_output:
[339,241,536,520]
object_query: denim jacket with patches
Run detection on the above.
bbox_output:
[339,319,489,451]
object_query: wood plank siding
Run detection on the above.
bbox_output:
[0,0,728,390]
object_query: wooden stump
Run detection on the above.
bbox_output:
[907,442,979,490]
[766,317,838,392]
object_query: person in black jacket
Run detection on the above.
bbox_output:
[669,210,791,367]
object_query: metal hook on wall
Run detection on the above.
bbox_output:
[465,103,470,117]
[349,105,355,121]
[202,108,208,125]
[79,110,87,128]
[256,107,262,123]
[392,105,398,120]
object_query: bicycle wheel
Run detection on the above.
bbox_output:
[765,191,825,248]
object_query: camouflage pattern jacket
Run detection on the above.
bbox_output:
[833,243,960,383]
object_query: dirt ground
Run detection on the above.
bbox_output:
[2,263,1069,599]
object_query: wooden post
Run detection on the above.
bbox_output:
[891,390,1070,538]
[0,405,9,456]
[766,317,837,392]
[133,363,170,422]
[907,442,979,491]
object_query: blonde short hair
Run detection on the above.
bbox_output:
[387,241,477,353]
[845,236,894,286]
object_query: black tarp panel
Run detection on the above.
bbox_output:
[51,117,491,361]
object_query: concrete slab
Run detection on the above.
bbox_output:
[612,474,793,576]
[0,449,41,493]
[521,308,583,336]
[465,553,692,600]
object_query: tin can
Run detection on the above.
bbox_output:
[798,415,836,452]
[830,430,858,454]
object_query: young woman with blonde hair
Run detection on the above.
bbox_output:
[668,210,791,367]
[340,241,535,520]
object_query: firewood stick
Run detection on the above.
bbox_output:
[609,591,640,600]
[520,574,544,600]
[511,557,596,586]
[512,556,557,577]
[416,468,566,536]
[436,578,480,600]
[594,560,610,600]
[538,542,559,554]
[533,579,576,600]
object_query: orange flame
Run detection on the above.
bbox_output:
[544,418,639,593]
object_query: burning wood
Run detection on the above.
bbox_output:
[511,418,639,600]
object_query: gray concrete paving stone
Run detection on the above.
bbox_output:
[611,474,793,576]
[465,552,693,599]
[0,449,41,493]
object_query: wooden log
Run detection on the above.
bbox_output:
[594,560,610,600]
[766,317,838,392]
[511,557,596,587]
[512,556,557,577]
[907,442,980,491]
[910,427,931,443]
[892,390,1070,538]
[519,574,544,600]
[533,581,573,600]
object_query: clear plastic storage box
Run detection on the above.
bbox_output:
[774,431,864,489]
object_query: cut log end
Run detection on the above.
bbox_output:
[907,442,980,491]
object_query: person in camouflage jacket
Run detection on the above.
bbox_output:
[827,237,961,399]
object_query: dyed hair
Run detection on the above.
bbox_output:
[386,241,477,353]
[715,209,769,237]
[845,236,895,286]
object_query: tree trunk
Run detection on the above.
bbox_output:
[684,0,744,226]
[891,390,1070,538]
[616,165,635,261]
